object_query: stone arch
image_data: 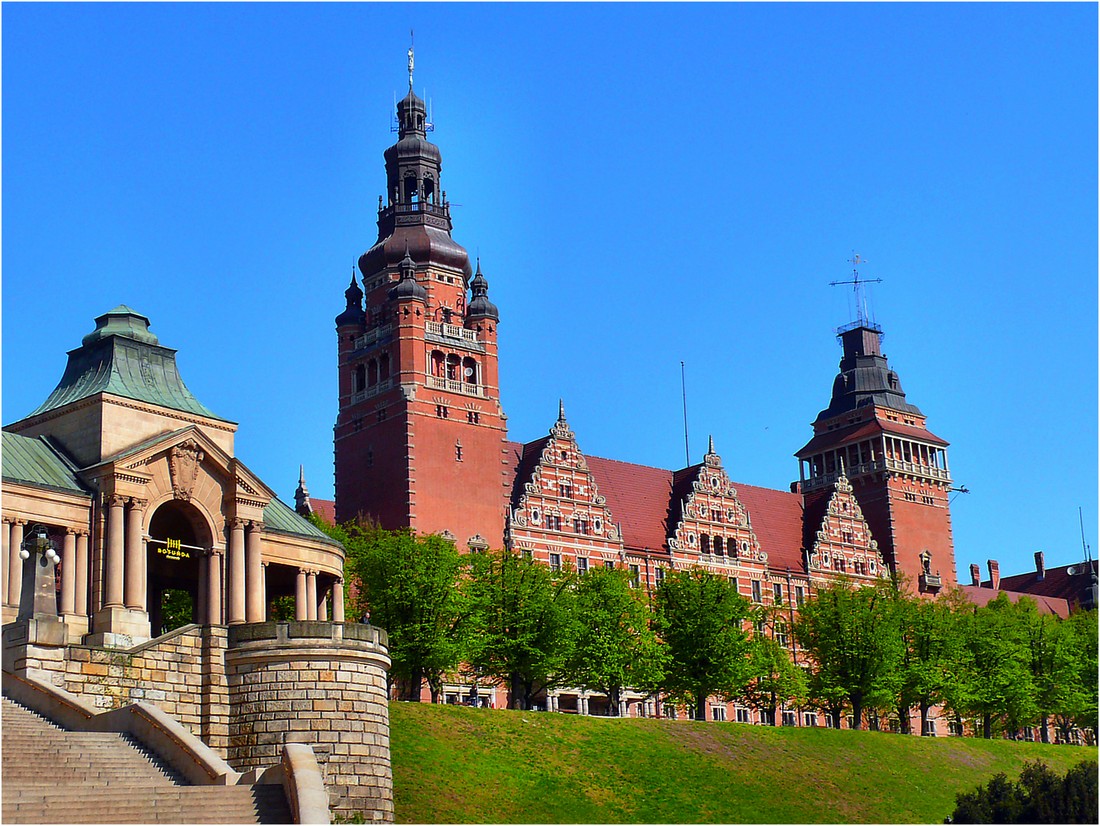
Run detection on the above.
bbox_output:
[146,498,215,635]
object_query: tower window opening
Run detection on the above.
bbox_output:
[423,177,435,203]
[446,354,460,380]
[436,405,449,419]
[379,353,390,381]
[431,350,445,377]
[467,411,480,424]
[367,359,379,387]
[354,364,366,393]
[462,356,478,385]
[404,176,419,204]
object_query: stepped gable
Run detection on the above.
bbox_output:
[803,472,884,580]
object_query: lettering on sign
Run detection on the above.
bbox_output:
[155,537,191,562]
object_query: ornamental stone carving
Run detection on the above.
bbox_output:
[170,440,205,501]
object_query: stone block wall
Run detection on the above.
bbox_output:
[5,624,230,753]
[226,621,393,821]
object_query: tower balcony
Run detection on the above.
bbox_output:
[426,375,488,398]
[353,323,394,352]
[377,200,452,232]
[800,458,951,492]
[425,321,480,345]
[350,378,394,405]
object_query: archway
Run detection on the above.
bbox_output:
[147,501,211,635]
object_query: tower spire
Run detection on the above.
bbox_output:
[408,31,415,91]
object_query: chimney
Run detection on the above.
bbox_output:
[1034,550,1045,581]
[987,559,1000,591]
[969,563,981,587]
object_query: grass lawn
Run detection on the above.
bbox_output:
[390,702,1097,823]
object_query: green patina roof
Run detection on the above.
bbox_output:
[1,432,90,495]
[263,496,342,548]
[24,306,229,423]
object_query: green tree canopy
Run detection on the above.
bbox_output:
[561,566,666,715]
[654,568,752,721]
[741,628,807,726]
[464,548,576,710]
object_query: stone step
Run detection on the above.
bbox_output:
[2,786,292,824]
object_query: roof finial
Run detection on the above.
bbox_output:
[708,434,715,455]
[558,398,566,422]
[407,30,415,91]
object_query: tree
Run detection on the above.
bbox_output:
[335,522,467,702]
[954,595,1037,739]
[464,548,576,710]
[948,760,1098,824]
[654,568,752,721]
[793,578,902,730]
[896,589,966,736]
[560,565,665,715]
[1050,609,1099,743]
[741,630,807,726]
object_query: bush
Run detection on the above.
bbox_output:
[948,760,1098,823]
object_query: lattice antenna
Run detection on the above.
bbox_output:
[408,29,415,90]
[829,252,882,326]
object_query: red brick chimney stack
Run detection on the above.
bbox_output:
[987,559,1000,590]
[1034,550,1045,581]
[969,563,981,586]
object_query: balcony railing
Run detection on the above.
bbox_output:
[426,375,487,398]
[350,378,393,404]
[920,572,943,592]
[801,458,950,491]
[353,324,393,351]
[425,321,479,344]
[379,201,451,220]
[884,457,951,481]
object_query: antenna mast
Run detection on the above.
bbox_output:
[829,253,883,326]
[1080,506,1093,564]
[681,361,690,466]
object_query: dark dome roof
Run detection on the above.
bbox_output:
[360,225,472,280]
[388,269,427,304]
[335,275,366,327]
[467,263,499,321]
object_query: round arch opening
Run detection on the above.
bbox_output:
[147,500,212,635]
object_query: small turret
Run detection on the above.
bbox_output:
[466,259,499,322]
[388,246,428,303]
[294,465,312,516]
[336,270,366,327]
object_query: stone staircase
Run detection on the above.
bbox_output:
[1,696,293,824]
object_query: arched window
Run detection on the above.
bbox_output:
[430,350,445,378]
[462,356,478,385]
[423,176,436,204]
[354,364,366,393]
[367,359,379,388]
[379,352,390,381]
[701,534,711,554]
[404,175,418,204]
[446,354,460,381]
[714,536,724,556]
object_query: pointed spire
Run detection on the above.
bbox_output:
[294,466,312,516]
[467,257,499,321]
[708,434,716,455]
[558,398,566,422]
[336,266,365,326]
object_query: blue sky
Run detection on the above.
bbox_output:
[3,3,1096,580]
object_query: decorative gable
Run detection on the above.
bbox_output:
[507,404,623,569]
[806,473,884,580]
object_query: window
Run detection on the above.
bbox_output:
[712,706,727,722]
[366,447,373,467]
[782,710,797,727]
[559,482,572,498]
[775,622,789,648]
[804,712,818,727]
[728,576,738,591]
[549,553,561,572]
[833,557,846,573]
[455,441,463,461]
[354,364,366,393]
[795,586,805,606]
[736,708,752,724]
[751,580,762,603]
[436,405,449,418]
[573,517,589,535]
[604,560,615,570]
[713,536,724,555]
[577,557,589,574]
[948,720,964,737]
[664,705,677,720]
[655,567,665,585]
[700,534,710,554]
[377,408,387,422]
[548,514,562,531]
[711,508,722,523]
[629,564,641,588]
[842,531,853,544]
[467,411,480,424]
[773,583,783,604]
[522,548,533,561]
[925,719,939,737]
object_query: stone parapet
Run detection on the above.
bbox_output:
[226,621,393,822]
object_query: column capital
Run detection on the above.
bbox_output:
[12,518,28,527]
[129,497,149,511]
[107,493,127,508]
[248,520,265,532]
[208,547,224,558]
[230,517,248,530]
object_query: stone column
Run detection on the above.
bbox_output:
[197,553,208,626]
[1,519,9,606]
[7,520,26,607]
[75,532,90,616]
[124,498,147,611]
[333,578,345,623]
[319,591,329,622]
[245,521,264,623]
[295,569,308,620]
[60,529,77,615]
[306,571,318,621]
[207,550,223,624]
[228,519,246,625]
[104,496,126,608]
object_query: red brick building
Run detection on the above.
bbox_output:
[331,84,957,607]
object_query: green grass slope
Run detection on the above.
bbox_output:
[390,703,1097,824]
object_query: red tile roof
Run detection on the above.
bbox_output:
[957,584,1070,619]
[796,418,948,456]
[507,441,808,572]
[991,560,1097,608]
[308,497,336,526]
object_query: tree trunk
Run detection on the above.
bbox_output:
[509,673,523,709]
[898,701,911,735]
[609,687,621,716]
[831,708,842,730]
[851,698,863,730]
[983,712,992,739]
[695,690,708,721]
[1040,714,1050,744]
[427,673,442,704]
[920,701,930,736]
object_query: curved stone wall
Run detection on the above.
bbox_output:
[226,621,392,821]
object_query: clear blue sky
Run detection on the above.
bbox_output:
[3,3,1096,580]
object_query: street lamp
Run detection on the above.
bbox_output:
[18,524,61,620]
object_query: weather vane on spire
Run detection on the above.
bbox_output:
[408,30,415,90]
[829,252,883,327]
